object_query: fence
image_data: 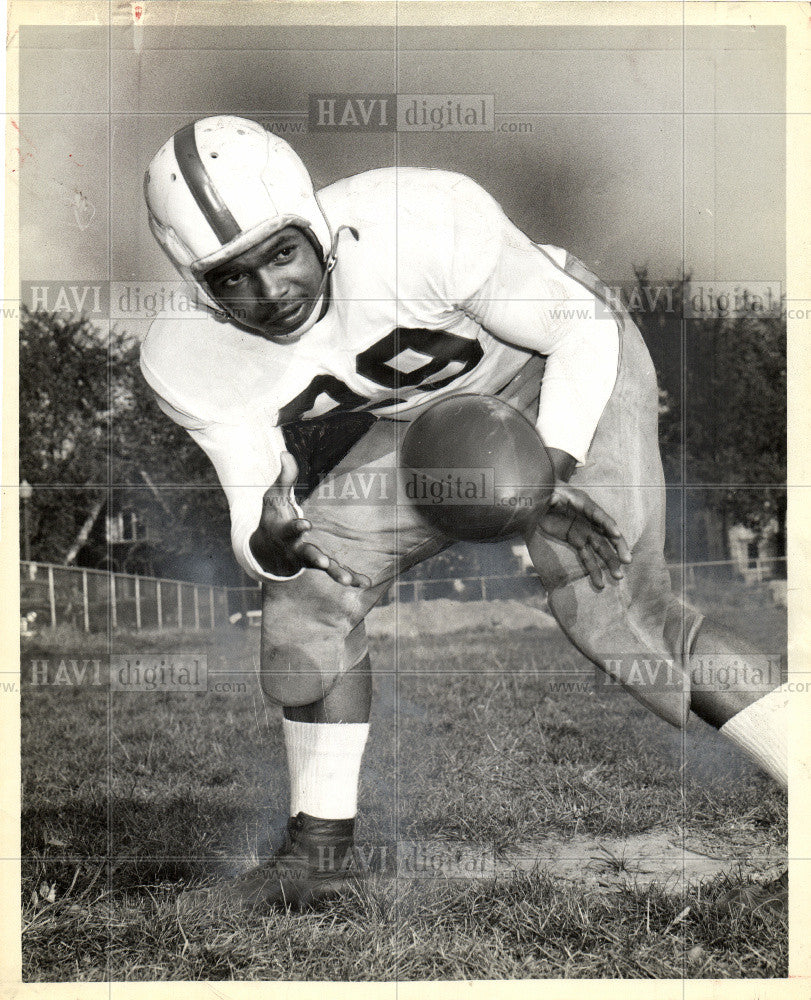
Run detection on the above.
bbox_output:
[228,555,788,615]
[669,556,786,588]
[20,562,231,633]
[19,556,786,635]
[229,573,545,615]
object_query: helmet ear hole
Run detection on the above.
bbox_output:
[170,173,176,181]
[210,152,218,159]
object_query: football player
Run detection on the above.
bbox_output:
[142,116,787,911]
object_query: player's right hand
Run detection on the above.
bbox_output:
[534,484,632,590]
[250,451,370,588]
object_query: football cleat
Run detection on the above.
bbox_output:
[716,868,787,916]
[180,812,362,913]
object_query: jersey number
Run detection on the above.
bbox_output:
[277,328,483,425]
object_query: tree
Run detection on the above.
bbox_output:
[19,307,233,576]
[628,276,786,560]
[20,308,119,564]
[685,306,786,559]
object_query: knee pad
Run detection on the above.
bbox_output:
[259,615,368,707]
[546,575,691,729]
[259,640,338,706]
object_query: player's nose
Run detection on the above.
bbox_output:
[255,266,288,303]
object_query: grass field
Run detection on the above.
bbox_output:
[20,582,787,981]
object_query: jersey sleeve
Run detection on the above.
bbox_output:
[140,351,302,584]
[445,179,619,466]
[185,415,303,584]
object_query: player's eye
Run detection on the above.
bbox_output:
[272,244,296,263]
[221,272,246,288]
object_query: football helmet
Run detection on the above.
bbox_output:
[144,116,332,309]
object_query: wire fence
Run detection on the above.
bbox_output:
[20,562,231,634]
[227,556,788,617]
[20,555,786,635]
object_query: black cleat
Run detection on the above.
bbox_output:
[180,812,361,913]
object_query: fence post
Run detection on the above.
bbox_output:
[110,573,117,630]
[156,580,163,632]
[193,586,200,630]
[135,575,142,631]
[481,576,487,602]
[239,568,249,619]
[47,566,57,629]
[177,582,182,629]
[209,586,215,629]
[82,569,90,632]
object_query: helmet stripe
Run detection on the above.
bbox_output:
[173,123,241,245]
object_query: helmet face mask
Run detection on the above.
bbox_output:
[144,116,332,317]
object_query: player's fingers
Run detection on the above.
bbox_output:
[334,559,371,589]
[294,540,369,588]
[324,557,372,588]
[326,559,354,587]
[279,518,311,542]
[585,507,632,563]
[592,534,626,579]
[295,540,331,573]
[577,544,605,589]
[577,497,622,539]
[566,494,632,563]
[613,534,633,564]
[554,487,629,549]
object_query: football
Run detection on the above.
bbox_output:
[400,394,555,540]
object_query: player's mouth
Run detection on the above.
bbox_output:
[255,298,315,339]
[272,299,310,323]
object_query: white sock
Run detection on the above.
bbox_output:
[719,683,788,788]
[283,719,369,819]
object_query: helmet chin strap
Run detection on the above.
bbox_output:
[326,224,359,271]
[282,224,359,334]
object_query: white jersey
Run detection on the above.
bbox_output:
[141,168,619,580]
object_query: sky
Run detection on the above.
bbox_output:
[16,21,785,339]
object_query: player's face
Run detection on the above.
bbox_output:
[204,227,325,341]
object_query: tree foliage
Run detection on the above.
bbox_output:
[20,308,120,564]
[19,307,231,576]
[629,274,786,554]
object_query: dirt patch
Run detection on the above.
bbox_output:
[498,829,786,896]
[366,598,557,640]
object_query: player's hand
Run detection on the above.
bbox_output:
[531,484,632,589]
[250,451,370,588]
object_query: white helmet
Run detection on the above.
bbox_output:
[144,116,332,308]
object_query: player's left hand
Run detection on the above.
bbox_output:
[531,485,632,589]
